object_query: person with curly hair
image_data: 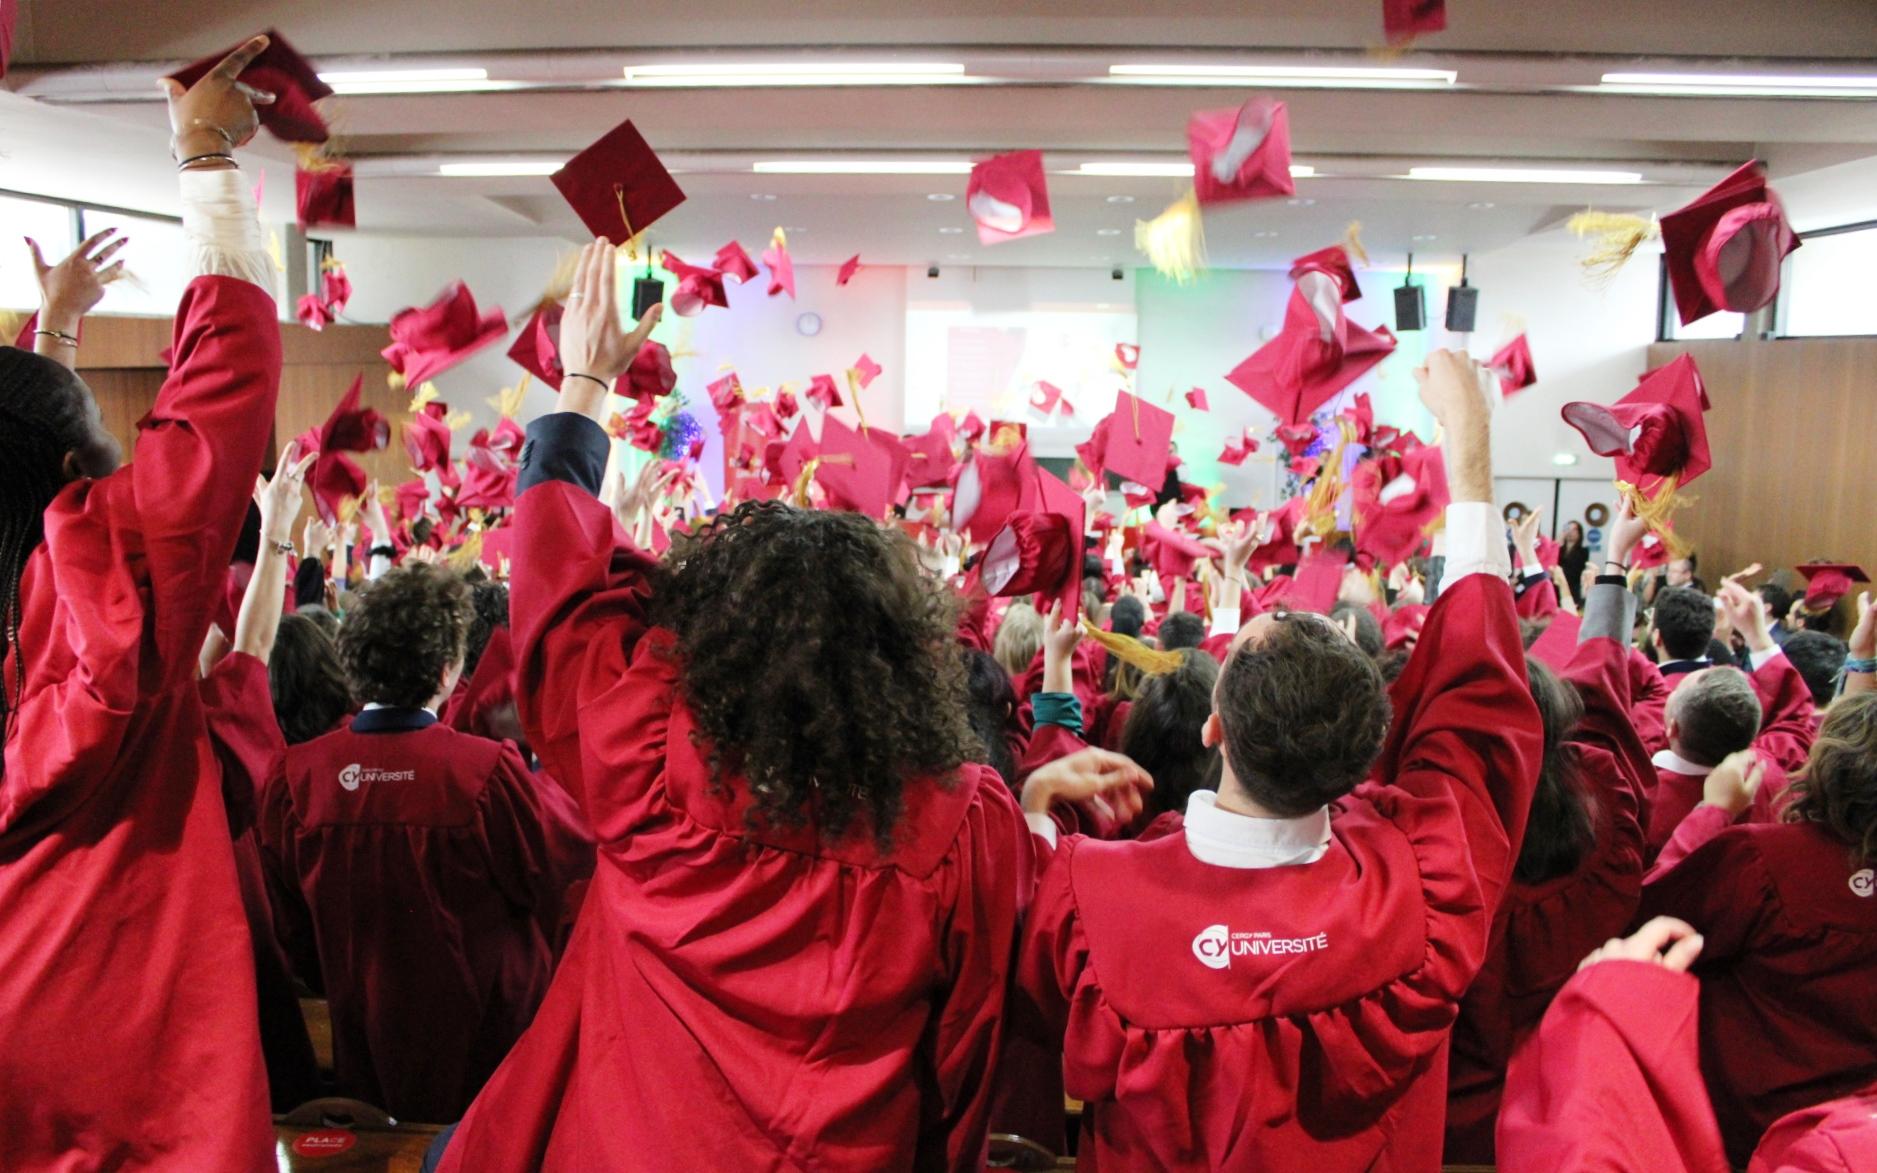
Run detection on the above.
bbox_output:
[430,240,1145,1173]
[0,46,287,1169]
[1014,350,1543,1169]
[258,562,593,1123]
[1638,689,1877,1164]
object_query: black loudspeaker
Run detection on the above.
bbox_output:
[1444,253,1478,332]
[631,276,665,321]
[1395,284,1427,331]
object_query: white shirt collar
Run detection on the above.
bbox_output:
[362,701,441,717]
[1184,791,1332,869]
[1652,748,1715,777]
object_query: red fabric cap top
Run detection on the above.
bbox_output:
[1096,392,1177,488]
[1660,160,1799,327]
[814,415,910,519]
[1189,97,1295,206]
[382,282,508,389]
[966,150,1054,245]
[1796,562,1869,612]
[507,304,564,389]
[168,30,332,144]
[1227,281,1396,426]
[552,119,686,247]
[1491,333,1538,397]
[1559,353,1711,489]
[295,164,355,230]
[1384,0,1447,38]
[1288,245,1362,303]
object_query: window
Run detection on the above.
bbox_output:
[1657,257,1744,340]
[0,194,76,311]
[1781,224,1877,337]
[81,210,191,317]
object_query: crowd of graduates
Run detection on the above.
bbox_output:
[4,31,1877,1173]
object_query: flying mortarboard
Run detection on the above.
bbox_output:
[1188,97,1295,205]
[966,150,1054,245]
[1659,160,1799,327]
[169,30,332,144]
[551,119,686,249]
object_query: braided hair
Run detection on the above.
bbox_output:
[0,348,120,729]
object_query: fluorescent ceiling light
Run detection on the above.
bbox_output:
[436,160,565,177]
[317,67,511,95]
[1074,161,1315,178]
[624,62,970,87]
[1407,166,1645,185]
[1597,71,1877,98]
[752,159,975,175]
[1109,64,1456,89]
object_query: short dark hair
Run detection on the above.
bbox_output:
[1786,692,1877,866]
[1158,611,1206,652]
[337,564,473,708]
[1109,595,1146,641]
[1121,650,1221,817]
[1784,631,1848,706]
[1669,667,1762,767]
[269,613,354,745]
[1654,587,1717,660]
[1330,602,1383,658]
[961,648,1018,788]
[1759,583,1794,625]
[1216,615,1390,816]
[465,580,510,675]
[1515,658,1595,884]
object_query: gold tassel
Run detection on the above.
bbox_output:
[446,531,485,572]
[533,249,585,315]
[1568,211,1661,283]
[1301,418,1357,541]
[387,370,407,393]
[1135,189,1205,283]
[407,382,441,414]
[488,375,531,420]
[1080,620,1187,677]
[292,142,348,174]
[1342,221,1370,267]
[1616,475,1697,559]
[791,458,820,508]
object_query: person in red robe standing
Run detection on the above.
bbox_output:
[0,38,282,1170]
[434,240,1144,1171]
[1638,689,1877,1165]
[1015,350,1543,1170]
[260,562,594,1123]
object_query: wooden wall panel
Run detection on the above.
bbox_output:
[1647,337,1877,589]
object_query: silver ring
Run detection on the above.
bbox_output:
[567,292,584,301]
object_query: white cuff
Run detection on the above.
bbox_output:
[1748,645,1783,671]
[1209,606,1241,638]
[179,167,274,290]
[1024,811,1059,848]
[1441,501,1512,584]
[1520,562,1547,579]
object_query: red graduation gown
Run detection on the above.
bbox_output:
[1444,617,1651,1162]
[1017,574,1542,1171]
[1638,820,1877,1164]
[0,276,280,1170]
[1748,651,1819,779]
[437,476,1032,1172]
[259,715,593,1122]
[1629,649,1673,754]
[1646,752,1788,860]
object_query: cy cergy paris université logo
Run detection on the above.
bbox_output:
[1193,924,1331,969]
[339,764,362,791]
[1852,869,1875,898]
[338,764,416,792]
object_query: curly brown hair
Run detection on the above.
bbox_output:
[650,500,979,847]
[1216,612,1390,817]
[337,563,472,708]
[1785,691,1877,867]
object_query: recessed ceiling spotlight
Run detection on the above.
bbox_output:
[938,226,965,235]
[1250,230,1280,238]
[750,193,778,201]
[1096,228,1123,237]
[927,193,956,202]
[1412,233,1438,241]
[1287,197,1316,206]
[784,226,807,233]
[945,252,972,261]
[1106,194,1136,204]
[1467,200,1496,209]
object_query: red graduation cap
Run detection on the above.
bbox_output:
[321,263,352,314]
[662,250,728,317]
[1030,380,1075,418]
[1188,96,1295,205]
[1142,520,1213,582]
[1797,562,1870,612]
[966,149,1054,245]
[1288,547,1348,615]
[1115,343,1140,371]
[1632,529,1670,571]
[1527,612,1583,671]
[1290,244,1362,303]
[382,282,508,389]
[902,415,961,489]
[852,353,883,389]
[1560,353,1712,491]
[707,372,744,413]
[1351,444,1449,567]
[806,374,843,411]
[393,478,432,524]
[1220,429,1259,466]
[1096,391,1176,488]
[1382,603,1431,652]
[714,241,759,284]
[774,389,800,422]
[1490,333,1538,397]
[1383,0,1447,39]
[1247,497,1305,573]
[625,340,677,402]
[169,30,332,144]
[403,402,454,473]
[551,119,686,247]
[953,442,1035,543]
[296,294,335,331]
[456,461,517,512]
[296,375,389,523]
[984,466,1087,620]
[1227,281,1397,425]
[814,415,909,519]
[765,420,820,488]
[295,163,355,229]
[837,255,862,286]
[1660,161,1799,327]
[507,303,564,388]
[1185,387,1210,412]
[763,229,796,299]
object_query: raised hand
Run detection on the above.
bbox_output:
[1850,591,1877,661]
[1603,494,1651,569]
[1413,349,1494,433]
[1578,916,1705,974]
[612,459,678,531]
[1041,601,1082,695]
[255,441,316,547]
[1702,749,1764,817]
[30,229,128,327]
[1019,747,1155,827]
[558,238,662,416]
[1716,579,1772,653]
[1510,506,1543,563]
[158,34,274,161]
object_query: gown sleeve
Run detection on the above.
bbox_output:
[1748,651,1818,779]
[477,744,597,938]
[1635,827,1778,963]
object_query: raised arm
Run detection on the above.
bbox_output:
[1562,498,1652,786]
[1847,592,1877,697]
[233,442,314,662]
[26,229,128,370]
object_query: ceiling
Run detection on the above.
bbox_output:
[6,0,1876,268]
